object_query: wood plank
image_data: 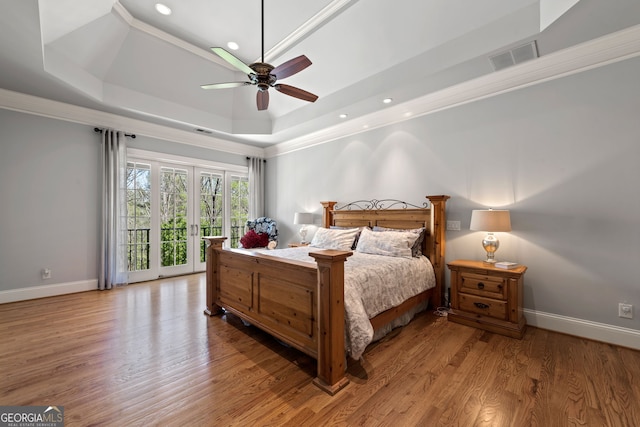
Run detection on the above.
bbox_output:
[0,273,639,425]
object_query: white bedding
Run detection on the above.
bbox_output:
[256,246,436,359]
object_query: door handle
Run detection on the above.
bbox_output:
[474,302,490,309]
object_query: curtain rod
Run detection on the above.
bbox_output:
[94,127,136,138]
[247,157,267,163]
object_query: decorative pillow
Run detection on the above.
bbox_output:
[310,227,361,251]
[356,227,419,258]
[372,226,426,257]
[329,225,367,249]
[240,230,270,249]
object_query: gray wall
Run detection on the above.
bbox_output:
[0,110,100,290]
[0,110,247,292]
[267,56,640,331]
[128,135,247,166]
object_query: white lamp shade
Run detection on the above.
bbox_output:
[293,212,313,225]
[470,210,511,232]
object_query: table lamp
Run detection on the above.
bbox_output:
[293,212,313,244]
[469,209,511,263]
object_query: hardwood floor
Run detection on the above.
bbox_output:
[1,274,638,426]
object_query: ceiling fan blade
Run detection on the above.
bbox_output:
[211,47,254,75]
[271,55,312,80]
[257,90,269,111]
[201,82,251,90]
[274,84,318,103]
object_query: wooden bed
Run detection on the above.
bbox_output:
[203,195,449,395]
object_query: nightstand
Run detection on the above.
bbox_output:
[447,260,527,339]
[288,242,309,248]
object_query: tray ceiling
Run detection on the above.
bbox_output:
[1,0,640,148]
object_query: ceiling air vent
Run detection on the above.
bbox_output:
[489,41,539,71]
[195,128,213,134]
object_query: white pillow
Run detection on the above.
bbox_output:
[355,227,418,258]
[310,227,360,251]
[373,226,425,257]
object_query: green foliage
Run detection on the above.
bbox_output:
[125,164,251,269]
[161,216,187,267]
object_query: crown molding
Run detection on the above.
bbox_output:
[114,0,358,71]
[112,1,232,70]
[266,23,640,158]
[262,0,358,63]
[0,88,265,158]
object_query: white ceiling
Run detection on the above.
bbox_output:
[1,0,640,149]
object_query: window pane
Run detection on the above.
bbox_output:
[230,175,249,248]
[160,167,188,267]
[126,162,151,271]
[199,171,224,261]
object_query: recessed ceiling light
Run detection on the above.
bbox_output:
[339,113,348,119]
[227,41,239,50]
[155,3,172,16]
[383,98,393,104]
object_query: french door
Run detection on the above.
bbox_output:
[126,153,248,283]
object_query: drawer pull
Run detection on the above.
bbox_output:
[477,282,485,290]
[474,302,490,309]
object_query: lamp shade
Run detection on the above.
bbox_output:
[469,210,511,232]
[293,212,313,225]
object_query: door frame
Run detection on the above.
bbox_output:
[127,149,248,283]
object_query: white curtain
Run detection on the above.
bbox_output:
[248,157,265,219]
[100,130,128,290]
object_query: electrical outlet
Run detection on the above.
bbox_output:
[42,268,52,280]
[618,303,633,319]
[447,220,461,231]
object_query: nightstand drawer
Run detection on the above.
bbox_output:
[459,272,506,300]
[458,293,507,320]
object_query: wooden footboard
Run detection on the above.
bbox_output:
[203,236,352,395]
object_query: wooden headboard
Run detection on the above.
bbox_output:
[320,195,449,306]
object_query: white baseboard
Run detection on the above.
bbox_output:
[524,309,640,350]
[0,279,98,304]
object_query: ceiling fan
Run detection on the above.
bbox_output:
[201,0,318,111]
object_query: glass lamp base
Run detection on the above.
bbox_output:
[299,226,308,245]
[482,233,499,263]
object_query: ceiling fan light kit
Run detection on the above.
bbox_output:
[201,0,318,111]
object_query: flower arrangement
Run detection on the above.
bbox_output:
[240,229,270,249]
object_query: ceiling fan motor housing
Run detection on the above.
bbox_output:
[250,62,277,90]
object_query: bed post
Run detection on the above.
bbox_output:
[309,249,352,395]
[320,201,337,228]
[202,236,227,316]
[426,195,449,308]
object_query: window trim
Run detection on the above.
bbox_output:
[127,148,248,174]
